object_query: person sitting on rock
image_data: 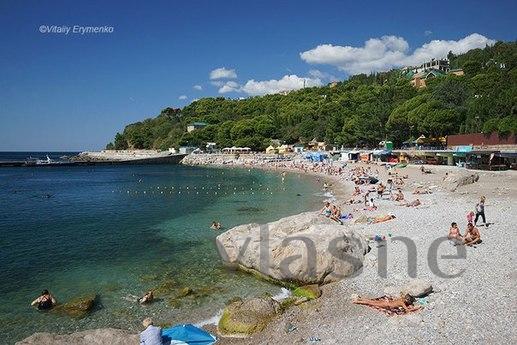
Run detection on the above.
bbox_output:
[140,318,163,345]
[448,222,464,246]
[353,294,421,315]
[31,289,56,310]
[464,222,482,246]
[139,291,154,304]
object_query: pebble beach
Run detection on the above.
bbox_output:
[17,154,517,344]
[185,154,517,345]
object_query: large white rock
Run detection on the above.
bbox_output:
[16,328,138,345]
[216,212,368,285]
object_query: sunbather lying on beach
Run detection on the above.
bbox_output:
[404,199,421,207]
[372,214,396,223]
[464,223,482,246]
[352,186,361,196]
[413,188,432,195]
[448,222,464,245]
[353,294,421,315]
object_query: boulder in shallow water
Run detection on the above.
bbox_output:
[218,297,280,336]
[55,294,97,319]
[216,212,368,285]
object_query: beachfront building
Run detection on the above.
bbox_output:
[186,122,208,133]
[205,142,217,153]
[293,143,304,153]
[447,133,517,170]
[307,138,327,151]
[222,146,251,154]
[265,145,278,154]
[278,144,293,154]
[179,146,198,154]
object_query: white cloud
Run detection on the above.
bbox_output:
[241,75,322,96]
[178,95,188,100]
[424,30,433,36]
[218,81,241,94]
[193,85,202,90]
[209,67,237,80]
[308,69,339,82]
[300,33,495,75]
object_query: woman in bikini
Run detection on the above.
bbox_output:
[353,294,421,315]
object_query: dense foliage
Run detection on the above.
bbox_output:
[107,41,517,151]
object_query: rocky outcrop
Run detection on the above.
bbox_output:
[216,212,368,285]
[218,297,280,336]
[16,328,138,345]
[54,294,97,319]
[452,173,479,191]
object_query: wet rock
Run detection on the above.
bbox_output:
[54,294,97,319]
[16,328,138,345]
[218,297,280,336]
[293,285,321,300]
[178,287,193,297]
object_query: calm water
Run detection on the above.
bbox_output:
[0,155,323,344]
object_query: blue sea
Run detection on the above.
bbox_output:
[0,152,324,344]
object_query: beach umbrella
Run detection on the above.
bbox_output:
[162,324,216,345]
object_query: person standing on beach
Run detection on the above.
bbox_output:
[474,196,487,227]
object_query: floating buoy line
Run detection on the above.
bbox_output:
[111,184,289,196]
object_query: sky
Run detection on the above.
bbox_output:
[0,0,515,151]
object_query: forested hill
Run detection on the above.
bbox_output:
[107,41,517,151]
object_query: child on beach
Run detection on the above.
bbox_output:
[474,196,487,227]
[466,211,475,224]
[448,222,463,245]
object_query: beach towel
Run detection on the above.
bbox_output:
[162,324,216,345]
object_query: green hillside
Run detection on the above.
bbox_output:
[107,41,517,151]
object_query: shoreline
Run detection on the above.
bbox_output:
[17,155,517,344]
